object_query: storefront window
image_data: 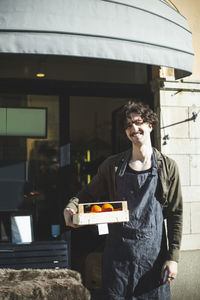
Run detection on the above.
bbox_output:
[0,94,59,241]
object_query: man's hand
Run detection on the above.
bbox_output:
[63,207,80,228]
[161,260,178,284]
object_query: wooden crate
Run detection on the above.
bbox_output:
[73,201,129,225]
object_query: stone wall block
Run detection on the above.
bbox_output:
[182,186,200,202]
[189,105,200,138]
[181,233,200,250]
[190,155,200,185]
[161,139,200,155]
[160,90,200,107]
[160,106,189,139]
[163,154,190,186]
[183,202,191,234]
[191,202,200,234]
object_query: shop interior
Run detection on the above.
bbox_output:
[0,93,130,282]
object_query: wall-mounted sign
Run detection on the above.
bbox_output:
[11,215,33,243]
[0,107,47,138]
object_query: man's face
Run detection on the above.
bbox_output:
[125,113,152,145]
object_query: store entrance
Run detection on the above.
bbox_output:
[68,96,130,285]
[69,96,129,194]
[0,79,152,276]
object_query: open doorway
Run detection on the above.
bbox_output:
[68,96,130,288]
[69,96,129,191]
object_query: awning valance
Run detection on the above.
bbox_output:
[0,0,194,78]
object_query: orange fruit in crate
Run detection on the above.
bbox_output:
[91,204,102,213]
[102,203,114,212]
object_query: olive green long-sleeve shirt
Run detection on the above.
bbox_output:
[67,148,183,262]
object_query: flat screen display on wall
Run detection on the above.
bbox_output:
[0,107,47,137]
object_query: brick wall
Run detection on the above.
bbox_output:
[159,80,200,251]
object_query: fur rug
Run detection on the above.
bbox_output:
[0,268,90,300]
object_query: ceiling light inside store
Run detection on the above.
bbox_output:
[36,72,45,78]
[36,62,46,78]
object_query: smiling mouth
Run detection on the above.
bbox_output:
[130,130,143,137]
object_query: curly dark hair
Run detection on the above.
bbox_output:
[121,100,158,129]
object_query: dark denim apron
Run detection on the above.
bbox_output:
[102,150,170,300]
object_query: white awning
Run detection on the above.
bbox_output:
[0,0,194,78]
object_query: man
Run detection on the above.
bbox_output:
[64,101,183,300]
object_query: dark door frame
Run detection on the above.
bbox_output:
[0,77,152,96]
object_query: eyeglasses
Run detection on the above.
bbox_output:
[124,119,144,129]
